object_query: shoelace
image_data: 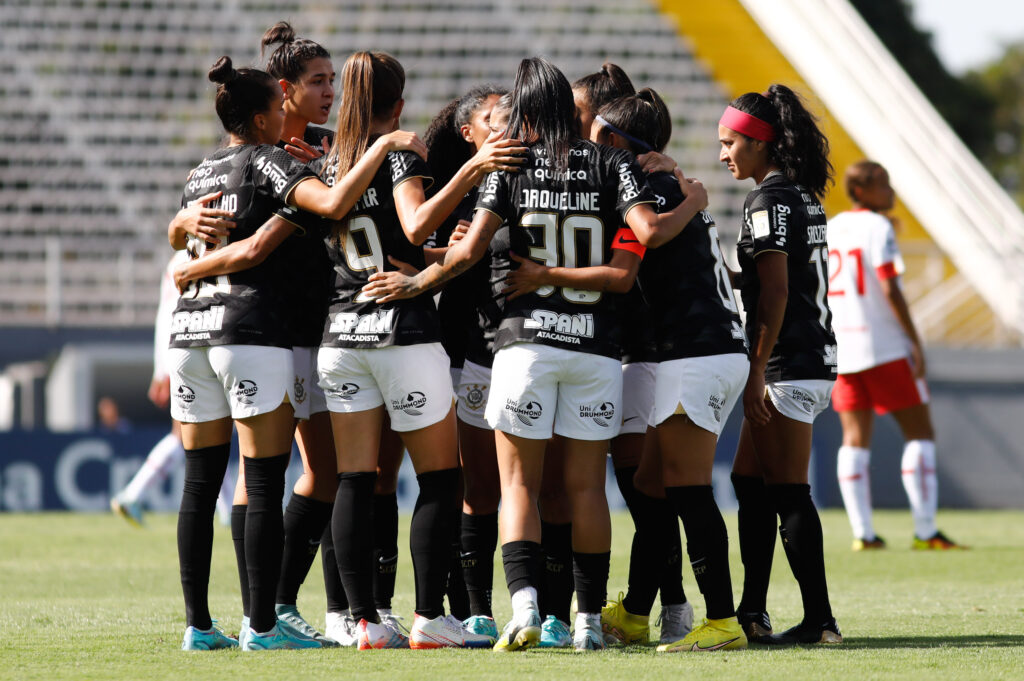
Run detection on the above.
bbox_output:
[657,607,684,631]
[381,613,410,635]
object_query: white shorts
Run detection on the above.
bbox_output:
[456,359,492,430]
[291,346,328,420]
[653,353,748,435]
[765,379,835,424]
[168,345,295,423]
[318,343,453,432]
[620,362,656,435]
[485,343,622,441]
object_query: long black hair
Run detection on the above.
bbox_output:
[506,57,578,173]
[729,84,833,198]
[597,87,672,154]
[573,62,636,113]
[207,56,279,138]
[260,21,331,83]
[424,83,507,189]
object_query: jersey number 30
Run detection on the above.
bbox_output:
[522,212,603,303]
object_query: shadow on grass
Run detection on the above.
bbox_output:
[770,635,1024,650]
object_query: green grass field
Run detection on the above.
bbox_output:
[2,510,1022,680]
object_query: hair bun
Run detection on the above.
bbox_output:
[261,21,296,54]
[208,56,237,85]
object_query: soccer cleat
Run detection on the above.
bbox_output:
[243,622,323,651]
[110,495,144,528]
[181,622,238,650]
[760,618,842,645]
[493,607,542,652]
[324,611,359,647]
[357,618,410,650]
[912,531,966,550]
[852,535,887,551]
[656,601,694,644]
[239,616,251,649]
[736,610,772,642]
[410,614,495,649]
[537,615,572,649]
[601,592,649,644]
[573,613,606,651]
[656,617,747,652]
[378,609,411,641]
[275,604,336,647]
[464,615,499,640]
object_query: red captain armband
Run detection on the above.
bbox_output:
[611,227,646,258]
[876,262,899,280]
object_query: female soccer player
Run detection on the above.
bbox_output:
[828,161,962,551]
[169,55,428,651]
[572,62,635,139]
[362,57,706,651]
[719,85,841,645]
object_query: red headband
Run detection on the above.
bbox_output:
[719,106,776,142]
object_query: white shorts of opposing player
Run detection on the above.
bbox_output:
[168,345,296,422]
[317,342,454,432]
[485,342,622,441]
[653,353,749,435]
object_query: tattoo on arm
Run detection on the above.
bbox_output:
[411,218,498,292]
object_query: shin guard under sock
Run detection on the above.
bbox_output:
[372,492,399,611]
[572,551,610,615]
[276,493,333,606]
[539,521,573,623]
[410,468,460,619]
[731,473,776,614]
[333,472,378,622]
[668,485,735,620]
[243,453,290,634]
[768,483,833,623]
[461,511,498,617]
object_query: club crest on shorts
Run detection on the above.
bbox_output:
[293,376,307,404]
[392,391,427,416]
[234,380,258,405]
[579,401,616,427]
[176,385,196,404]
[463,384,486,411]
[505,398,543,426]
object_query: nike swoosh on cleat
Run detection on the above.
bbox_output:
[692,637,740,651]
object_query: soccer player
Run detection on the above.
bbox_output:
[362,57,706,651]
[828,161,963,551]
[572,62,635,139]
[720,85,841,645]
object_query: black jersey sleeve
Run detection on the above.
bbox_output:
[744,188,793,257]
[474,170,512,223]
[612,153,658,220]
[389,150,433,192]
[251,144,317,204]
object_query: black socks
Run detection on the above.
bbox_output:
[178,444,230,630]
[373,492,399,611]
[572,551,610,615]
[276,493,333,606]
[445,508,471,620]
[768,483,833,623]
[667,485,735,620]
[243,453,290,634]
[230,504,250,617]
[732,473,776,614]
[539,522,573,623]
[332,471,378,622]
[461,511,498,617]
[320,523,348,614]
[409,468,460,619]
[502,540,543,596]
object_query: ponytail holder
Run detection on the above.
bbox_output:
[594,115,653,153]
[719,105,776,142]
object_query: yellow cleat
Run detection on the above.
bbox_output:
[912,531,966,550]
[852,535,886,551]
[493,610,542,652]
[601,592,650,645]
[656,617,747,653]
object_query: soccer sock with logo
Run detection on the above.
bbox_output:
[659,511,687,607]
[121,432,184,504]
[731,473,776,614]
[768,483,833,623]
[445,508,471,620]
[461,511,498,617]
[243,453,290,634]
[276,493,333,606]
[502,540,543,616]
[372,491,399,611]
[668,485,735,620]
[320,523,349,614]
[332,471,378,622]
[572,551,610,616]
[177,443,230,630]
[539,521,573,623]
[231,504,250,617]
[901,440,938,539]
[837,446,875,540]
[409,468,460,619]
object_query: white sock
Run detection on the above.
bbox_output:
[511,587,538,619]
[120,432,183,504]
[837,446,874,540]
[901,439,938,539]
[574,611,600,631]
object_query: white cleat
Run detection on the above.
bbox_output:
[409,614,496,649]
[657,602,694,644]
[325,611,359,647]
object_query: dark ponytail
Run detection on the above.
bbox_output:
[507,57,577,173]
[572,62,636,114]
[729,84,833,198]
[260,21,331,83]
[207,56,279,138]
[424,84,507,189]
[597,87,672,154]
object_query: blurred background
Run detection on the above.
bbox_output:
[1,0,1023,513]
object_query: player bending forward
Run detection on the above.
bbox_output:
[827,161,963,551]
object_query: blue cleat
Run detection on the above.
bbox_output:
[276,604,337,647]
[110,495,144,528]
[181,622,239,650]
[537,615,572,648]
[464,615,499,640]
[243,623,322,651]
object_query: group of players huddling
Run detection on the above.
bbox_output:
[158,21,958,654]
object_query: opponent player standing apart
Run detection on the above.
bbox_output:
[828,161,962,551]
[314,50,524,650]
[363,57,707,651]
[720,85,842,645]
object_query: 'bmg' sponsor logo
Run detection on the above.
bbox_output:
[580,402,615,428]
[505,399,543,426]
[392,391,427,416]
[234,380,258,405]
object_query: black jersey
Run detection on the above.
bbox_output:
[431,189,480,370]
[638,171,748,362]
[170,144,315,349]
[274,126,336,347]
[463,223,511,369]
[320,149,442,348]
[475,140,656,359]
[736,173,837,381]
